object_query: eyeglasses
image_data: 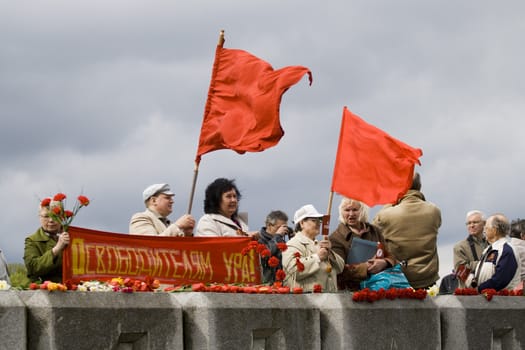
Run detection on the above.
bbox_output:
[465,221,482,226]
[39,215,54,221]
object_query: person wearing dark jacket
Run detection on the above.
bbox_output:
[258,210,290,284]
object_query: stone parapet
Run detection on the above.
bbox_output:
[0,291,524,349]
[18,291,183,350]
[0,291,26,350]
[175,293,321,349]
[307,293,440,350]
[436,295,525,350]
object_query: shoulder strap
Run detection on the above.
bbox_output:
[474,245,492,284]
[467,236,479,261]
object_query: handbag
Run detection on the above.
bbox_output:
[359,264,411,291]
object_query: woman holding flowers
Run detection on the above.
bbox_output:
[282,204,344,292]
[24,193,89,283]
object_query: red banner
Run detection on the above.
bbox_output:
[63,226,261,285]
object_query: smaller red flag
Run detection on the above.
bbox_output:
[331,107,422,206]
[195,43,312,163]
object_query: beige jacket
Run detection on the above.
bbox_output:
[372,190,441,289]
[195,213,249,237]
[129,209,184,236]
[282,232,344,292]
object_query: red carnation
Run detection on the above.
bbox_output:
[498,289,509,296]
[64,210,74,218]
[293,287,303,294]
[277,286,290,294]
[313,284,322,293]
[268,256,280,268]
[52,206,62,215]
[260,249,271,258]
[53,193,66,201]
[277,242,288,252]
[40,198,51,207]
[77,195,90,206]
[482,288,497,301]
[275,269,286,281]
[256,244,267,254]
[296,258,305,272]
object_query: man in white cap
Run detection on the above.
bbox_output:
[129,183,195,236]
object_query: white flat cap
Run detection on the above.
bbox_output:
[143,183,174,202]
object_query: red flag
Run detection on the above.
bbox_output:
[331,107,423,206]
[195,42,312,163]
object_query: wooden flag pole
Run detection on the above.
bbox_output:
[322,191,334,237]
[187,161,199,215]
[321,190,335,273]
[188,30,226,215]
[218,29,225,47]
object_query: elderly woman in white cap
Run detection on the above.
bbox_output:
[281,204,344,292]
[129,183,195,236]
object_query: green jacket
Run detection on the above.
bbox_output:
[24,228,63,282]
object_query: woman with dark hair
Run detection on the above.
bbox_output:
[195,178,257,237]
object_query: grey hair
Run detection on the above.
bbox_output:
[265,210,288,226]
[338,197,369,224]
[466,210,485,222]
[487,213,510,237]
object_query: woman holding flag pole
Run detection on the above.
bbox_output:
[282,204,344,293]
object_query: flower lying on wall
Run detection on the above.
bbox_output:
[166,282,296,294]
[426,284,439,297]
[29,281,68,292]
[352,287,428,303]
[454,287,523,301]
[28,276,161,293]
[0,280,11,291]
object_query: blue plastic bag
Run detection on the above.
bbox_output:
[359,264,411,291]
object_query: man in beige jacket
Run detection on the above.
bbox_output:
[372,172,442,289]
[129,183,195,236]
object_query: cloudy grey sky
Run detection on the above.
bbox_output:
[2,1,524,283]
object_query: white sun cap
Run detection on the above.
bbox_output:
[293,204,323,223]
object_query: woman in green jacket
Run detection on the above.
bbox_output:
[24,202,70,283]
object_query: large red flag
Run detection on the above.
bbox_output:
[195,40,312,163]
[331,107,423,206]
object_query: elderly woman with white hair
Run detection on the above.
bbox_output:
[329,197,396,291]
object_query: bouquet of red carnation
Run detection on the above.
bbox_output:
[41,193,90,231]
